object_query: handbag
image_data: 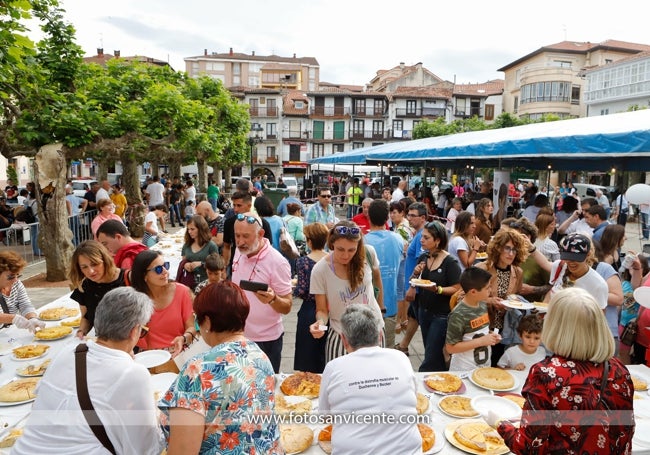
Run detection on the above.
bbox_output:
[75,344,117,454]
[280,227,300,259]
[141,231,157,247]
[621,319,638,346]
[175,259,197,290]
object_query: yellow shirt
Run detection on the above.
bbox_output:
[110,192,128,218]
[346,186,363,206]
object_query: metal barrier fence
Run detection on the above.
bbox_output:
[0,209,97,268]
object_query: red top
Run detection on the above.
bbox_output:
[498,355,634,454]
[136,283,193,351]
[114,242,148,270]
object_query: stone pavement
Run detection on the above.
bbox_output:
[20,218,650,374]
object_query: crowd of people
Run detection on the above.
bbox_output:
[2,172,646,454]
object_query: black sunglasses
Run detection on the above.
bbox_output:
[320,194,332,198]
[146,261,170,274]
[236,213,262,226]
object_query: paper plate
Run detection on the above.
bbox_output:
[469,369,518,392]
[150,372,178,396]
[444,419,509,455]
[410,279,436,288]
[0,342,14,356]
[424,426,446,454]
[0,397,36,407]
[500,299,534,310]
[471,395,522,421]
[437,394,480,419]
[134,350,171,369]
[423,373,467,395]
[532,302,548,313]
[635,287,650,309]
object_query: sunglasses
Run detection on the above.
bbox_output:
[139,325,149,339]
[6,273,22,280]
[320,194,332,198]
[193,313,200,332]
[334,226,361,236]
[236,213,262,226]
[146,261,170,274]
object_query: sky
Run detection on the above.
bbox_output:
[26,0,650,86]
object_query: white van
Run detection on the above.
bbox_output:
[572,183,610,202]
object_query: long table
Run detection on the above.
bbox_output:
[149,229,185,279]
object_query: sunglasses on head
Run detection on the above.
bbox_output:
[334,225,361,236]
[146,261,170,274]
[425,221,445,235]
[6,273,22,280]
[236,213,262,226]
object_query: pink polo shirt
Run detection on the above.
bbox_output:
[232,238,292,342]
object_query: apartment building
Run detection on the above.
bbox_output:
[499,40,650,120]
[185,48,320,91]
[452,80,504,123]
[584,50,650,116]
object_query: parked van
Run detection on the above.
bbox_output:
[572,183,610,202]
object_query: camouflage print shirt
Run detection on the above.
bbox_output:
[446,300,491,371]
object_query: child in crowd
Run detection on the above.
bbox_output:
[446,267,502,370]
[184,200,196,223]
[498,314,546,371]
[194,253,226,294]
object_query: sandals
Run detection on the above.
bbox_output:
[394,343,410,356]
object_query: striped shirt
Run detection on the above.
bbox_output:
[1,280,36,326]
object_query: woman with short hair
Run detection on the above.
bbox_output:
[14,287,164,454]
[491,288,634,454]
[160,281,281,455]
[91,198,123,239]
[69,240,128,339]
[0,251,43,331]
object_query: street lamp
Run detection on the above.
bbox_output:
[547,164,552,196]
[248,125,263,177]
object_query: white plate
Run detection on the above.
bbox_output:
[15,360,50,377]
[410,279,436,288]
[11,351,49,362]
[0,343,14,356]
[437,395,480,419]
[633,416,650,448]
[150,372,178,395]
[532,302,548,313]
[135,350,172,368]
[471,395,522,421]
[425,429,446,454]
[500,299,534,310]
[468,369,518,392]
[0,397,36,407]
[635,287,650,309]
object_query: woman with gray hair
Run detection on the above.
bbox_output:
[14,287,164,454]
[318,304,422,454]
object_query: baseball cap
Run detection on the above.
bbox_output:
[558,233,591,262]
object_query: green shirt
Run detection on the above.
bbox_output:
[207,184,219,200]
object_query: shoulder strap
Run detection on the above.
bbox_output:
[75,344,117,454]
[0,294,9,328]
[598,360,610,410]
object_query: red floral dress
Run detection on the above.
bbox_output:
[498,355,634,454]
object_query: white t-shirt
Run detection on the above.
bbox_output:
[145,182,165,207]
[497,345,547,371]
[184,186,196,203]
[95,188,110,204]
[391,187,405,202]
[310,254,382,335]
[13,341,164,455]
[144,211,159,234]
[448,236,470,271]
[549,260,608,309]
[565,218,593,237]
[319,346,422,455]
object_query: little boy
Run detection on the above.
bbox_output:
[194,253,226,294]
[185,200,196,222]
[497,314,546,371]
[446,267,502,371]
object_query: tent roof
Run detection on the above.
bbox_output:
[309,109,650,171]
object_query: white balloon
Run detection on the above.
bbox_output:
[625,184,650,205]
[634,287,650,309]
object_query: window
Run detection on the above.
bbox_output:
[295,101,304,109]
[313,120,324,140]
[333,121,345,140]
[373,99,384,115]
[406,100,417,115]
[266,146,276,158]
[520,82,572,104]
[333,143,345,153]
[571,86,581,105]
[513,97,519,113]
[249,63,263,74]
[206,62,225,71]
[372,120,384,138]
[232,63,241,85]
[456,98,466,116]
[600,108,609,115]
[392,119,403,137]
[354,99,366,115]
[352,142,365,149]
[266,123,277,139]
[553,60,571,68]
[312,143,324,159]
[289,144,301,161]
[353,119,364,134]
[248,76,259,86]
[484,104,495,121]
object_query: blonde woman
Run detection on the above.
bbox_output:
[91,198,123,239]
[69,240,128,338]
[493,288,634,454]
[534,211,560,261]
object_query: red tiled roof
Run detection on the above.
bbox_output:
[391,85,454,99]
[498,39,650,71]
[282,90,310,116]
[453,80,504,97]
[186,51,319,66]
[82,53,170,68]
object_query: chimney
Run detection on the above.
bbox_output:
[114,50,120,58]
[97,48,104,57]
[204,48,208,56]
[293,53,296,58]
[252,50,255,56]
[399,62,405,69]
[229,47,233,55]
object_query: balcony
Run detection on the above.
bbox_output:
[395,107,446,118]
[311,131,349,142]
[454,108,481,118]
[310,106,350,117]
[249,107,279,117]
[388,129,412,140]
[266,156,278,163]
[349,130,388,140]
[351,107,387,118]
[283,130,310,140]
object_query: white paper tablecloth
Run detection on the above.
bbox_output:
[149,229,185,279]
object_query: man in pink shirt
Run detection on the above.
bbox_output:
[232,211,292,372]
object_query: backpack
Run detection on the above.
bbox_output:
[14,205,36,224]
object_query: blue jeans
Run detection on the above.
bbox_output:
[208,198,218,212]
[169,202,182,226]
[418,308,448,372]
[255,333,283,373]
[642,212,649,240]
[30,224,41,256]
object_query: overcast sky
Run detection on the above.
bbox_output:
[33,0,650,86]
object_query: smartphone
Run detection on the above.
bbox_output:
[239,280,269,293]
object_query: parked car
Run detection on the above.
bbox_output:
[572,183,611,202]
[281,176,299,193]
[71,180,97,198]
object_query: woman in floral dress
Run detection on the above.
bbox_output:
[293,222,329,373]
[160,281,282,455]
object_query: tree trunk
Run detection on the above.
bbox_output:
[34,144,75,281]
[197,160,207,193]
[120,152,146,238]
